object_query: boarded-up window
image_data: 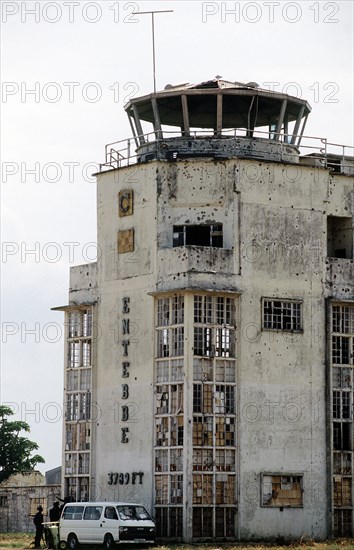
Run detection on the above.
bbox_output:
[262,474,303,507]
[334,476,352,507]
[30,498,47,516]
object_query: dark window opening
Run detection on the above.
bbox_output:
[173,225,223,248]
[327,157,341,174]
[327,216,353,259]
[334,509,353,537]
[332,336,350,365]
[333,422,352,451]
[193,508,213,538]
[263,299,302,331]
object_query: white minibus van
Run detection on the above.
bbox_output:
[59,502,155,549]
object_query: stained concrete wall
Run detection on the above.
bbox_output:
[0,471,60,533]
[66,154,353,539]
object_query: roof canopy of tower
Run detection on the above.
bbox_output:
[124,78,311,130]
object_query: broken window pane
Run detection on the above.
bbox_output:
[173,224,223,248]
[263,299,302,331]
[332,336,350,365]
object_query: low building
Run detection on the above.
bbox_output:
[0,469,61,532]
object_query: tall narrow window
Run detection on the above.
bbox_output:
[330,302,354,537]
[155,294,184,538]
[65,307,93,503]
[192,294,237,539]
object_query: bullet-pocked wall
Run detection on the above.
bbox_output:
[56,80,354,541]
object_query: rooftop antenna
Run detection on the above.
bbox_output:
[133,10,174,95]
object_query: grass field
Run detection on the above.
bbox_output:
[0,534,353,550]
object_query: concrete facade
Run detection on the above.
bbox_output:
[55,80,354,541]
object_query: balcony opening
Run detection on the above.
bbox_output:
[327,216,353,259]
[173,225,223,248]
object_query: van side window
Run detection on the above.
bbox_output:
[62,506,84,520]
[83,506,103,520]
[104,507,118,520]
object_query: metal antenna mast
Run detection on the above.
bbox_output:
[133,10,174,95]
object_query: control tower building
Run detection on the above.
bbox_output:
[54,78,354,541]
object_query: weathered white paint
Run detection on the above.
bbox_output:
[61,149,353,540]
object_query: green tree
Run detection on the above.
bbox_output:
[0,405,45,483]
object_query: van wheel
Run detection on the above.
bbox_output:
[103,534,115,549]
[67,534,78,550]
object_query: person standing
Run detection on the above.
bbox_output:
[49,501,60,522]
[33,505,44,549]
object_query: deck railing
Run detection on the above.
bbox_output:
[99,128,353,174]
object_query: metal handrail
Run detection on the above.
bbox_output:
[99,129,354,172]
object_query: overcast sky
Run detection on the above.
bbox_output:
[1,0,353,474]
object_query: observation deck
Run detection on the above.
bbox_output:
[99,78,353,174]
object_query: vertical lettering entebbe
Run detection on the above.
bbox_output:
[121,297,130,443]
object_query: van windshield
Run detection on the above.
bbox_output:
[116,505,151,521]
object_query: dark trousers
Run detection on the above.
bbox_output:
[34,527,43,548]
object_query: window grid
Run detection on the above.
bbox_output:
[155,450,169,472]
[30,498,47,516]
[333,477,352,507]
[155,293,238,539]
[155,507,183,539]
[194,296,236,358]
[157,296,184,328]
[334,509,353,537]
[68,341,92,368]
[193,359,236,383]
[333,391,352,420]
[333,452,352,475]
[156,384,184,415]
[331,303,354,537]
[263,299,302,331]
[193,383,235,414]
[170,474,183,504]
[155,475,184,505]
[192,295,237,536]
[170,449,183,472]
